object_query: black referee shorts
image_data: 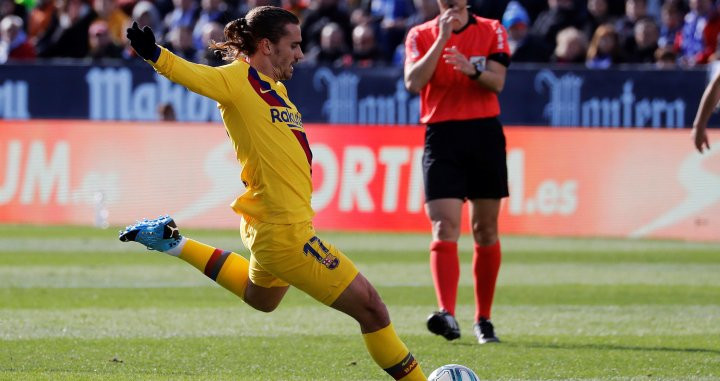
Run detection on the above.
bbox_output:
[422,117,509,201]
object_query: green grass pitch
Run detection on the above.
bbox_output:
[1,225,719,380]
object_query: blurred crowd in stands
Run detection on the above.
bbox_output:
[1,0,720,69]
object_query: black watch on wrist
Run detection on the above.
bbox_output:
[468,62,483,80]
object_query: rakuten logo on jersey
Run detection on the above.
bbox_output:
[270,108,303,128]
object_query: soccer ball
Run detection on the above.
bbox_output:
[427,364,480,381]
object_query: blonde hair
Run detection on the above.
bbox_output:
[554,27,588,59]
[586,23,619,61]
[0,15,23,33]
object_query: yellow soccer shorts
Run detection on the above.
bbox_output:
[240,216,359,306]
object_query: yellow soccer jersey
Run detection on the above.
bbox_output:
[150,47,314,224]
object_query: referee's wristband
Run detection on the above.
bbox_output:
[468,67,482,80]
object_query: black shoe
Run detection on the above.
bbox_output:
[473,318,500,344]
[426,310,461,341]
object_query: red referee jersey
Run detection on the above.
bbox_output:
[405,15,510,124]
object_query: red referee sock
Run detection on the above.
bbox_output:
[429,240,459,316]
[473,240,502,321]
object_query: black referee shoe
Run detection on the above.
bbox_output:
[426,310,461,341]
[473,318,500,344]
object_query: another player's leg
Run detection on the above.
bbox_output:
[424,198,463,341]
[119,216,252,302]
[331,274,426,381]
[469,199,502,344]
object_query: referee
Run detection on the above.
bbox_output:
[404,0,510,344]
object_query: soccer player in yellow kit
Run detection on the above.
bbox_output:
[120,6,425,381]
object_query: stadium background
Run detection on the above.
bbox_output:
[1,120,718,242]
[1,1,720,380]
[2,0,720,241]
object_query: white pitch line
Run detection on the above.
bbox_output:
[0,305,718,340]
[1,235,718,253]
[2,262,720,289]
[1,262,719,289]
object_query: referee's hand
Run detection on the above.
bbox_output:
[126,21,159,62]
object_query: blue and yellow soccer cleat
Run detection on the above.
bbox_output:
[119,215,182,252]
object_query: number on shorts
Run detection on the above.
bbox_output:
[302,236,339,270]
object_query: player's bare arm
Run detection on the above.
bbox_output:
[404,8,458,93]
[692,72,719,153]
[442,46,507,93]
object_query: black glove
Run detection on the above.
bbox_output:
[126,21,159,61]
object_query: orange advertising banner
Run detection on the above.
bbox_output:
[0,120,718,241]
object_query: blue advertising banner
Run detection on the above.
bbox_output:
[504,67,708,129]
[0,61,713,128]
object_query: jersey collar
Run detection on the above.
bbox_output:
[453,14,476,34]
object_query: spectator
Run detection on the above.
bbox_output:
[282,0,310,20]
[350,5,375,28]
[92,0,129,45]
[0,15,36,63]
[165,24,196,59]
[502,0,551,62]
[627,16,659,63]
[677,0,714,66]
[405,0,438,29]
[0,0,22,21]
[87,19,123,59]
[605,0,630,18]
[196,21,224,66]
[243,0,282,16]
[471,0,510,20]
[646,0,662,20]
[27,0,56,42]
[530,0,586,50]
[157,102,177,121]
[192,0,236,50]
[35,0,98,58]
[153,0,175,20]
[390,0,440,67]
[345,23,383,67]
[371,0,414,60]
[305,21,349,65]
[133,1,163,38]
[701,0,720,63]
[300,0,352,53]
[655,45,678,68]
[502,0,553,23]
[163,0,200,39]
[615,0,647,52]
[550,26,587,64]
[658,0,684,48]
[583,0,614,38]
[586,23,623,68]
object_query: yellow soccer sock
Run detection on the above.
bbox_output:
[179,238,249,300]
[362,323,425,380]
